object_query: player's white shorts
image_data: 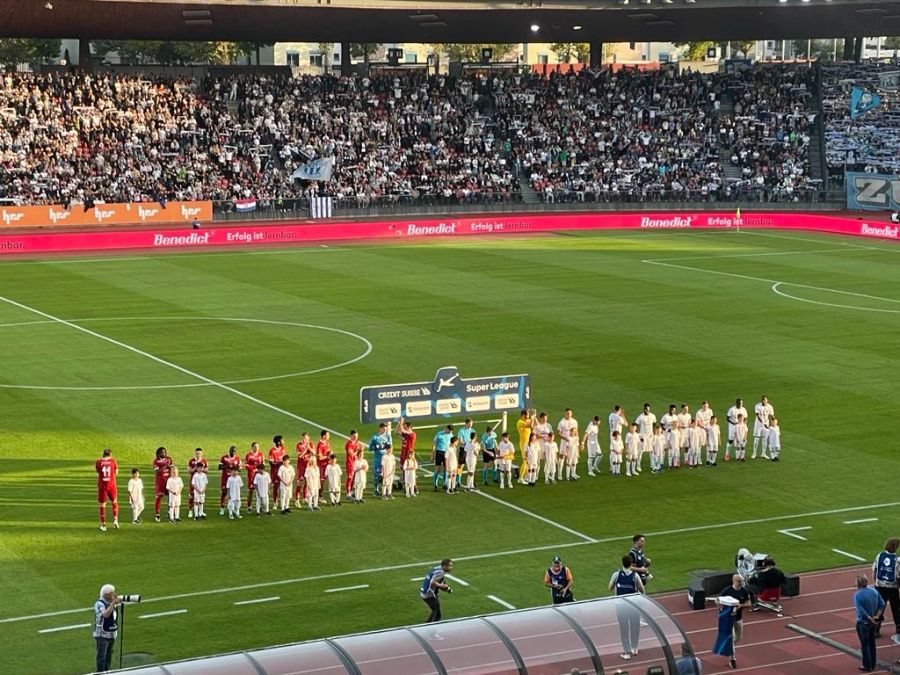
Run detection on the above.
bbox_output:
[728,424,736,442]
[498,459,512,472]
[586,439,600,458]
[753,422,768,438]
[465,456,477,472]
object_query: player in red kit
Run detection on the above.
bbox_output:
[186,447,208,519]
[344,430,362,498]
[316,430,331,492]
[399,418,417,464]
[152,447,173,523]
[218,446,241,515]
[268,436,286,505]
[295,432,313,507]
[96,448,119,532]
[245,441,264,512]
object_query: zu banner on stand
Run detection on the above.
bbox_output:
[846,171,900,211]
[359,366,532,424]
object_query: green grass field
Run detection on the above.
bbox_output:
[1,227,898,674]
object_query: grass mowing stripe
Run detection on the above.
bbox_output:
[473,490,597,543]
[0,540,587,625]
[5,501,895,626]
[0,293,347,439]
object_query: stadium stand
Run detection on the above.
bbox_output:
[3,63,897,215]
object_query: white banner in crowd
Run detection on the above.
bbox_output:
[309,196,333,219]
[292,157,334,182]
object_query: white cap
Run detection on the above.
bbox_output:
[100,584,115,597]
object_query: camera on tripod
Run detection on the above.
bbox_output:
[119,594,142,604]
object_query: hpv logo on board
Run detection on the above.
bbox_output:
[1,209,25,225]
[137,205,160,221]
[180,204,201,219]
[48,208,71,224]
[93,208,116,223]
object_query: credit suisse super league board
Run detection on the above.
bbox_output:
[359,366,532,424]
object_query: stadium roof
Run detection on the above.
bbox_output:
[4,0,900,44]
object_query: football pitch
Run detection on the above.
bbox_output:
[0,227,897,674]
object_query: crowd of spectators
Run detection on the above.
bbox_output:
[0,65,834,212]
[717,66,819,201]
[822,62,900,181]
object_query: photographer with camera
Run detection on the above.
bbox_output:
[92,584,120,672]
[419,559,454,623]
[545,556,574,604]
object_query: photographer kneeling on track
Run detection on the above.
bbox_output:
[747,557,786,612]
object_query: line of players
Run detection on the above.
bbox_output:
[512,397,782,484]
[94,397,781,530]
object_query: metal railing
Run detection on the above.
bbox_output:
[212,187,845,223]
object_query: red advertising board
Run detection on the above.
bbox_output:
[0,211,897,257]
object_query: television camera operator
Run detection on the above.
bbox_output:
[746,556,786,599]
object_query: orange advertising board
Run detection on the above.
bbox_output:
[0,201,212,228]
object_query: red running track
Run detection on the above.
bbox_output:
[644,565,900,674]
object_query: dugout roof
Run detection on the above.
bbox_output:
[117,594,697,675]
[4,0,900,44]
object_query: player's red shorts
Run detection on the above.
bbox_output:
[98,482,117,503]
[155,478,168,498]
[247,469,258,490]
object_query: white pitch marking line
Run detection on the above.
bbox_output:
[233,596,280,606]
[411,577,423,582]
[445,574,469,587]
[647,247,859,262]
[324,584,369,594]
[772,282,900,315]
[778,526,812,541]
[473,490,597,543]
[487,595,516,610]
[643,258,900,305]
[139,609,187,620]
[37,623,91,634]
[832,548,866,562]
[0,294,349,440]
[844,517,878,525]
[6,500,900,626]
[0,294,594,548]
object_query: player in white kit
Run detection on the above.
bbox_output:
[353,456,369,503]
[624,423,640,477]
[608,406,627,449]
[557,409,578,481]
[582,415,602,476]
[767,417,781,461]
[191,468,208,520]
[226,468,243,519]
[733,414,749,461]
[634,404,657,474]
[609,430,623,476]
[752,395,774,459]
[381,447,397,499]
[565,428,580,481]
[305,460,321,509]
[277,455,296,514]
[253,469,272,515]
[649,424,665,473]
[128,468,145,524]
[403,454,419,497]
[496,433,515,489]
[445,438,459,494]
[464,433,480,491]
[695,401,713,456]
[725,398,748,461]
[166,467,184,523]
[325,454,343,506]
[706,416,721,466]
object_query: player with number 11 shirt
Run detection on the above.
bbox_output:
[96,448,119,532]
